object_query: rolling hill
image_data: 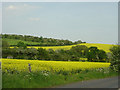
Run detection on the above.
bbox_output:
[27,43,114,52]
[3,37,115,53]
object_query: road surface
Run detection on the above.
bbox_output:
[54,76,119,88]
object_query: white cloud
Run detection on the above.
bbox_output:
[6,5,17,10]
[29,17,40,21]
[5,4,41,11]
[4,4,42,16]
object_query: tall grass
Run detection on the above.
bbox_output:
[2,68,118,88]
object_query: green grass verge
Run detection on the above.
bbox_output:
[2,70,118,88]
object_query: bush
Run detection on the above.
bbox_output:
[2,40,9,48]
[17,41,27,49]
[110,45,120,72]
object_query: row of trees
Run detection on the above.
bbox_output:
[1,34,86,46]
[2,41,108,62]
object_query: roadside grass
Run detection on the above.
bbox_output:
[2,69,118,88]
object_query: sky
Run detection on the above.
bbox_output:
[2,2,118,44]
[0,2,2,34]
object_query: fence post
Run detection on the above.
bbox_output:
[28,63,31,72]
[0,62,1,69]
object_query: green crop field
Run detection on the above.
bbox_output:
[3,38,41,45]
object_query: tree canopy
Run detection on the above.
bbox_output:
[110,45,120,72]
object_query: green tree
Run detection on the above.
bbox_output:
[25,48,38,60]
[70,45,88,57]
[74,40,82,44]
[98,50,107,62]
[86,47,99,62]
[2,40,9,48]
[110,45,120,72]
[15,48,26,59]
[17,41,27,49]
[52,53,62,61]
[86,47,107,62]
[2,48,11,58]
[37,48,50,60]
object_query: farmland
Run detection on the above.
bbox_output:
[10,42,114,52]
[1,2,119,88]
[3,38,41,46]
[27,43,114,52]
[2,58,118,88]
[3,37,115,53]
[1,34,119,88]
[2,58,110,73]
[2,42,119,88]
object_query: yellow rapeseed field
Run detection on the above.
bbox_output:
[10,43,115,52]
[27,43,115,52]
[2,58,110,73]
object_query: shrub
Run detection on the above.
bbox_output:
[110,45,120,72]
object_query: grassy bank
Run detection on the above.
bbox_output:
[2,69,118,88]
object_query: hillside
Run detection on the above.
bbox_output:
[2,34,115,52]
[3,38,42,46]
[27,43,114,52]
[9,42,114,53]
[2,34,85,46]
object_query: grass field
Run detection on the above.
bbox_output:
[3,38,41,45]
[3,69,117,88]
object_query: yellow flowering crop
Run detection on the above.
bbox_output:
[2,59,110,73]
[27,43,114,52]
[10,43,115,52]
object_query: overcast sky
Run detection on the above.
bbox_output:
[2,2,118,44]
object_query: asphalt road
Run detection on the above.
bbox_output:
[54,76,119,88]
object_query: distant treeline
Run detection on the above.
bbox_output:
[1,34,86,46]
[10,44,76,46]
